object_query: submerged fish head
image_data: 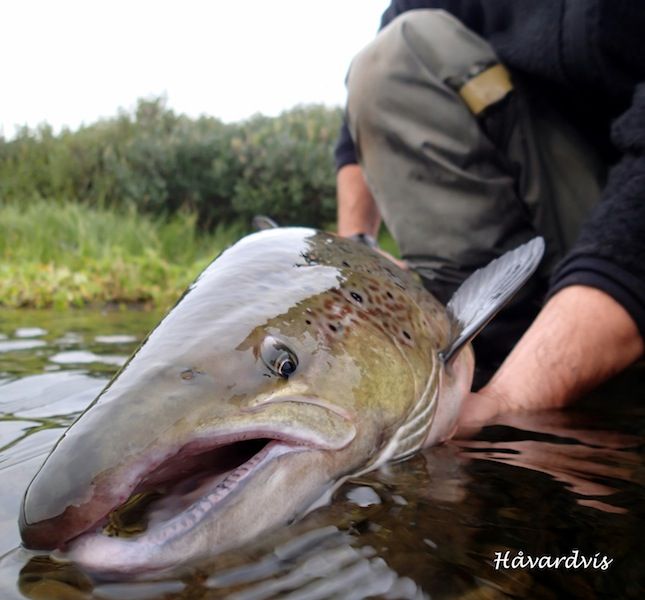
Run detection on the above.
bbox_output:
[19,228,452,574]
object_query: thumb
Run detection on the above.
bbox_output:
[454,390,503,438]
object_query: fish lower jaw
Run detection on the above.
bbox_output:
[21,422,338,554]
[61,440,307,575]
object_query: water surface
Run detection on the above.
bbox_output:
[0,309,643,599]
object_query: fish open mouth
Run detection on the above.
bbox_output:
[21,398,357,564]
[71,434,313,549]
[99,437,277,540]
[22,431,317,552]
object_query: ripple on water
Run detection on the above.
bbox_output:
[345,486,382,507]
[0,340,47,353]
[13,328,47,339]
[0,371,105,417]
[48,351,127,367]
[54,332,84,345]
[94,334,138,344]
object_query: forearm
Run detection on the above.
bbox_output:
[336,164,381,238]
[483,285,644,412]
[457,285,643,432]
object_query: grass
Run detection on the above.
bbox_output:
[0,201,245,309]
[0,200,402,310]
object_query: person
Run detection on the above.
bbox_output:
[335,1,645,430]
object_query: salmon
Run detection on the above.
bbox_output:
[19,228,543,574]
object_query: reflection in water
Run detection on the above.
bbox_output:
[456,411,642,514]
[0,310,643,599]
[204,527,423,600]
[13,329,48,339]
[0,340,47,353]
[48,351,127,367]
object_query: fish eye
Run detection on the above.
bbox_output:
[261,337,298,379]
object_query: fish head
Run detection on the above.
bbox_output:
[19,228,451,574]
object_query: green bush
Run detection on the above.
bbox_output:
[0,98,343,229]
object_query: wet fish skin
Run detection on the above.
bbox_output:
[19,228,477,573]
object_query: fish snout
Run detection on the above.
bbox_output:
[19,398,356,554]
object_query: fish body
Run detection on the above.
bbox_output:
[19,228,542,574]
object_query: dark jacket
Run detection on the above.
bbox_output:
[335,0,645,338]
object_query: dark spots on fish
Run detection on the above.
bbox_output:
[180,369,199,381]
[294,263,423,349]
[298,251,319,266]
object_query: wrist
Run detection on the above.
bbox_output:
[346,232,379,249]
[336,164,381,238]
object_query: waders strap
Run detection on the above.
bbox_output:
[459,64,513,115]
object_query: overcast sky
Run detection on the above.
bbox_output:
[0,1,385,138]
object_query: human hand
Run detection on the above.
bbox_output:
[455,286,643,438]
[454,388,508,439]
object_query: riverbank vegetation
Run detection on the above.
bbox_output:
[0,201,244,308]
[0,99,398,309]
[1,98,341,228]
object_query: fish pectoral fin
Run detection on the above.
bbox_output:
[440,237,545,364]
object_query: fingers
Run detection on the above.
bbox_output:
[454,390,504,437]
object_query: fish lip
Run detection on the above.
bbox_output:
[20,421,345,552]
[62,439,307,574]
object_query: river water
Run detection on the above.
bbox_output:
[0,309,643,599]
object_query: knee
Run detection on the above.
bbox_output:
[346,11,447,113]
[346,10,491,136]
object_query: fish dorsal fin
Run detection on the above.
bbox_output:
[252,215,279,231]
[440,237,545,364]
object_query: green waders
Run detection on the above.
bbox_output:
[344,9,606,366]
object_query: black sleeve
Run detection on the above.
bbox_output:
[548,82,645,338]
[334,121,357,170]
